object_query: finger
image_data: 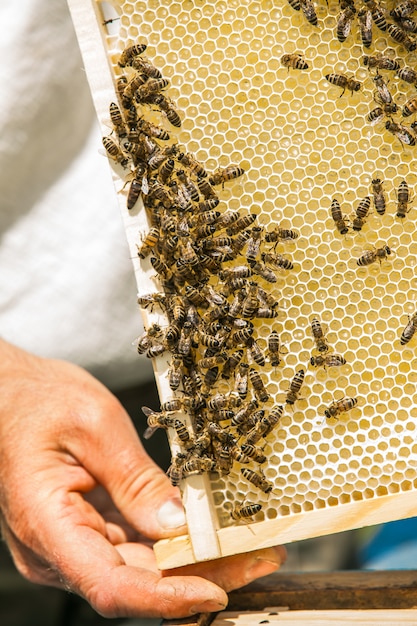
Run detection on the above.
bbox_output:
[164,546,287,592]
[45,518,228,619]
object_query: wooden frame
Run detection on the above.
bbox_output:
[67,0,417,570]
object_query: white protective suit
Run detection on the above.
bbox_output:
[0,0,151,390]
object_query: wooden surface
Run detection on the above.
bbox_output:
[163,571,417,626]
[213,609,417,624]
[227,570,417,611]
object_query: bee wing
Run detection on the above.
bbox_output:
[143,425,158,439]
[141,405,155,417]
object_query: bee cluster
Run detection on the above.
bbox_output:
[103,42,312,521]
[328,177,413,265]
[284,0,417,147]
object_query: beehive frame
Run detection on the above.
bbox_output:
[68,0,417,569]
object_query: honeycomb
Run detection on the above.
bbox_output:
[68,0,417,567]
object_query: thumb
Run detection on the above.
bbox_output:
[70,394,186,540]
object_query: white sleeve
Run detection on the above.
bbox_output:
[0,0,153,390]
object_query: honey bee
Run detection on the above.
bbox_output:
[261,251,294,270]
[127,163,148,210]
[400,312,417,344]
[325,73,361,96]
[256,307,279,319]
[150,256,173,280]
[363,55,401,72]
[280,53,309,70]
[147,144,179,170]
[137,117,170,141]
[373,74,394,105]
[135,78,169,103]
[118,43,147,67]
[182,457,217,476]
[219,265,253,282]
[324,397,358,420]
[205,393,228,412]
[152,93,182,127]
[210,440,233,476]
[231,501,263,521]
[250,261,277,283]
[391,0,416,21]
[167,453,186,486]
[225,213,258,236]
[124,136,157,164]
[263,405,284,435]
[232,230,252,255]
[267,330,283,366]
[352,196,371,231]
[300,0,318,26]
[396,179,412,218]
[310,354,346,368]
[330,199,349,235]
[402,96,417,117]
[249,368,270,402]
[137,227,159,259]
[356,244,392,266]
[398,17,417,32]
[241,468,273,494]
[387,23,417,51]
[116,76,128,105]
[137,292,167,312]
[337,6,356,42]
[240,444,267,465]
[209,165,246,187]
[164,321,182,348]
[241,288,259,320]
[109,102,127,139]
[371,178,387,215]
[385,120,416,146]
[397,66,417,84]
[358,9,373,48]
[264,226,299,242]
[221,349,244,379]
[145,344,166,359]
[363,0,388,32]
[235,362,250,399]
[102,136,129,167]
[287,0,301,9]
[232,399,259,428]
[136,323,164,354]
[244,408,282,446]
[160,399,183,413]
[173,419,194,449]
[246,337,266,367]
[141,405,175,439]
[121,73,148,108]
[168,356,183,391]
[197,186,217,209]
[285,369,305,405]
[311,316,329,353]
[131,55,163,78]
[202,366,220,396]
[366,106,392,125]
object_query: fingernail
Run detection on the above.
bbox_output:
[244,556,280,584]
[189,599,228,615]
[157,498,186,529]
